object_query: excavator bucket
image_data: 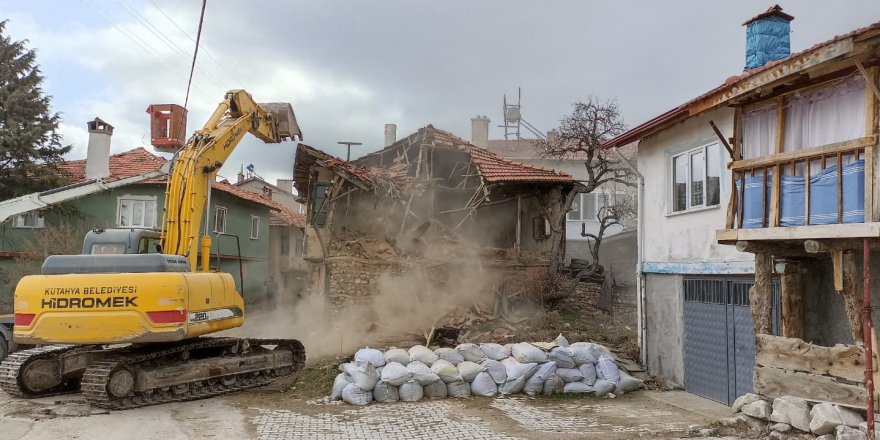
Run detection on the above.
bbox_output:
[260,102,303,142]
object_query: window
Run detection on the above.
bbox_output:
[532,216,551,240]
[214,206,227,233]
[567,193,598,222]
[671,143,721,213]
[280,228,290,256]
[14,211,45,228]
[250,216,261,239]
[118,196,157,228]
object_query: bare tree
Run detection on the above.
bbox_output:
[583,190,637,269]
[537,96,634,274]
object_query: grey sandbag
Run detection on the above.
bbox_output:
[430,359,463,383]
[384,348,411,365]
[435,347,464,366]
[523,375,544,396]
[592,379,616,396]
[373,381,399,403]
[343,362,379,391]
[355,347,386,368]
[499,375,527,395]
[457,343,487,363]
[543,375,564,395]
[470,372,497,397]
[399,380,424,402]
[502,357,539,380]
[380,361,413,386]
[457,361,486,382]
[557,367,584,383]
[578,362,597,386]
[407,361,441,385]
[614,369,644,394]
[511,342,548,363]
[568,345,597,366]
[563,382,595,394]
[409,345,438,365]
[341,383,373,405]
[423,380,448,399]
[479,343,509,361]
[446,380,471,398]
[553,333,570,347]
[596,355,620,383]
[330,373,350,400]
[549,347,575,369]
[481,359,507,384]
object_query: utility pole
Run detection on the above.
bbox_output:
[337,141,362,161]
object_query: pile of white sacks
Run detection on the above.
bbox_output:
[331,335,644,405]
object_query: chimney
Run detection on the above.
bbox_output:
[237,165,245,183]
[86,117,113,180]
[547,129,559,144]
[471,115,490,148]
[743,5,794,70]
[384,123,397,147]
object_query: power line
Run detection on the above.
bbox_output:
[185,0,208,109]
[79,0,161,60]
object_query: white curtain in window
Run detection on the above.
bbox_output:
[783,77,866,152]
[742,105,777,159]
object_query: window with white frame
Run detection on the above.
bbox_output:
[214,206,227,233]
[567,193,598,222]
[671,143,721,213]
[118,196,157,228]
[14,211,45,228]
[250,216,260,239]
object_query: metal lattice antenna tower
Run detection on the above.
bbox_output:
[499,87,547,140]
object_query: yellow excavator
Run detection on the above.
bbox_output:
[0,90,305,409]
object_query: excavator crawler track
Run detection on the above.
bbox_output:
[0,345,85,398]
[80,337,305,410]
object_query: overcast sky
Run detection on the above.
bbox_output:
[3,1,880,184]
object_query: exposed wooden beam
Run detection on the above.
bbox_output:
[842,251,865,343]
[709,120,734,159]
[833,250,844,292]
[729,137,875,170]
[735,240,812,257]
[805,238,880,253]
[751,252,774,335]
[717,223,880,244]
[780,266,805,339]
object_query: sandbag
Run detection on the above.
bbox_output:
[502,358,538,380]
[330,373,350,400]
[523,375,544,396]
[543,375,564,395]
[446,380,471,398]
[596,355,620,383]
[553,334,570,347]
[479,343,509,361]
[342,383,373,405]
[592,379,616,396]
[457,343,487,363]
[409,345,438,365]
[343,362,379,391]
[557,368,584,383]
[384,348,411,365]
[435,347,464,366]
[549,347,575,369]
[457,361,486,383]
[373,381,399,403]
[430,359,463,383]
[499,375,526,395]
[398,380,424,402]
[578,363,597,386]
[511,342,548,363]
[423,380,448,399]
[481,359,507,384]
[533,362,557,382]
[563,382,594,394]
[470,372,497,397]
[572,342,612,360]
[614,369,644,395]
[354,347,386,368]
[406,361,441,385]
[568,345,597,366]
[380,361,413,386]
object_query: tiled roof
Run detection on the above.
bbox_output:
[486,139,637,161]
[270,206,306,228]
[57,147,277,209]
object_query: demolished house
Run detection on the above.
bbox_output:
[293,126,575,324]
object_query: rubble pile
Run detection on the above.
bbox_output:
[329,334,644,405]
[723,393,876,439]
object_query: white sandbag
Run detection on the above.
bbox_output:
[614,369,644,394]
[533,362,557,381]
[568,345,597,366]
[523,375,544,396]
[549,347,575,369]
[592,379,616,396]
[481,359,507,384]
[572,342,613,360]
[502,358,539,380]
[446,380,471,398]
[406,361,441,385]
[372,381,399,403]
[384,348,410,365]
[499,375,527,395]
[398,380,424,402]
[354,347,386,368]
[380,361,413,386]
[409,345,438,365]
[470,372,497,397]
[563,382,595,394]
[435,347,464,366]
[457,343,487,363]
[343,362,379,391]
[578,362,597,386]
[553,333,570,347]
[511,342,548,363]
[423,380,448,399]
[557,368,584,383]
[457,361,486,382]
[342,383,373,405]
[543,375,564,395]
[430,359,463,383]
[479,343,509,361]
[596,355,620,383]
[330,373,350,400]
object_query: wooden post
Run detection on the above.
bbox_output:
[751,252,774,335]
[770,166,781,227]
[842,251,865,344]
[833,250,844,292]
[780,263,804,339]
